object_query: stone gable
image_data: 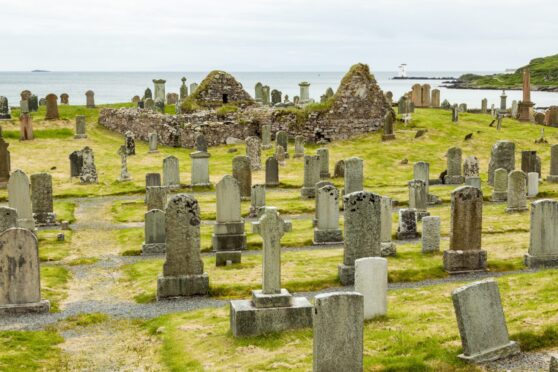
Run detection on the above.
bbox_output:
[191,70,255,108]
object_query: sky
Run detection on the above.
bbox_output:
[1,0,558,72]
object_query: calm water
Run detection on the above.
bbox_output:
[0,71,557,108]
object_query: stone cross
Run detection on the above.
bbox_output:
[117,145,131,181]
[252,207,292,294]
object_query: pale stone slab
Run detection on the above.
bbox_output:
[355,257,387,319]
[445,147,464,184]
[301,155,321,199]
[506,170,527,213]
[162,156,180,188]
[314,185,342,244]
[527,172,538,198]
[344,157,363,195]
[213,175,246,252]
[245,136,262,171]
[422,216,440,253]
[142,209,166,255]
[8,169,34,230]
[190,151,211,186]
[233,156,252,200]
[492,168,508,202]
[0,207,17,232]
[525,199,558,268]
[413,161,429,194]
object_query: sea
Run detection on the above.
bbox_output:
[0,71,557,108]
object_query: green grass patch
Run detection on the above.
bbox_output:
[0,330,64,370]
[67,257,99,266]
[39,230,72,262]
[41,266,71,312]
[2,128,74,139]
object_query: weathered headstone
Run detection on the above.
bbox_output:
[506,170,527,213]
[60,93,69,105]
[261,124,272,149]
[45,94,59,120]
[431,89,441,108]
[293,136,305,158]
[271,89,282,105]
[527,172,538,198]
[521,150,540,179]
[19,100,33,140]
[74,115,87,139]
[445,147,464,184]
[397,208,418,240]
[0,132,10,186]
[0,228,50,314]
[8,170,35,230]
[249,184,266,218]
[145,173,161,187]
[0,207,17,232]
[548,144,558,183]
[413,161,430,195]
[333,159,345,178]
[194,133,208,152]
[451,105,459,122]
[180,77,188,99]
[254,82,263,102]
[444,186,487,273]
[408,179,429,220]
[380,196,396,256]
[85,90,95,108]
[232,156,252,200]
[313,292,363,372]
[344,157,363,195]
[189,83,198,95]
[79,147,98,184]
[117,145,132,182]
[124,131,136,156]
[355,257,387,319]
[411,84,422,107]
[142,209,166,255]
[31,173,56,226]
[69,150,83,178]
[265,157,279,187]
[190,150,211,187]
[316,148,330,179]
[481,98,488,113]
[301,155,321,199]
[276,131,289,158]
[245,136,262,171]
[275,145,286,166]
[382,112,396,141]
[162,156,180,188]
[339,191,382,285]
[166,93,178,105]
[148,132,158,153]
[262,85,270,105]
[525,199,558,268]
[152,79,166,102]
[157,194,209,299]
[144,98,154,110]
[422,216,440,253]
[314,185,342,244]
[488,141,515,185]
[452,279,519,362]
[491,168,508,202]
[28,95,38,112]
[421,84,431,107]
[154,98,165,113]
[143,88,153,100]
[145,186,168,211]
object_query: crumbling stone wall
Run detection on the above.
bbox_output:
[191,70,255,108]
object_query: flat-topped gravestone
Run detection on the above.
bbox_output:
[265,157,279,187]
[355,257,387,320]
[488,141,515,185]
[145,173,161,187]
[527,172,538,198]
[85,90,95,108]
[445,147,464,184]
[117,145,132,182]
[230,207,312,337]
[74,115,87,139]
[276,131,289,158]
[124,131,136,156]
[31,173,56,226]
[452,279,519,363]
[431,89,440,108]
[245,136,262,171]
[397,208,418,240]
[148,133,159,153]
[313,180,334,227]
[261,124,272,149]
[153,80,166,102]
[413,161,430,195]
[344,157,363,195]
[163,156,180,188]
[313,292,364,372]
[492,168,508,202]
[232,156,252,200]
[481,98,488,113]
[45,94,59,120]
[293,136,305,158]
[190,150,211,187]
[8,170,35,230]
[146,186,168,211]
[142,209,166,255]
[547,144,558,183]
[0,207,17,232]
[249,184,266,218]
[0,228,50,315]
[212,175,246,257]
[301,155,321,199]
[157,194,208,299]
[339,191,382,285]
[444,186,487,274]
[506,170,527,213]
[408,179,429,220]
[316,148,330,179]
[314,185,342,244]
[422,216,440,253]
[380,196,396,256]
[525,199,558,268]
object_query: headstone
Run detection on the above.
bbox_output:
[344,157,363,195]
[316,148,330,179]
[527,172,538,198]
[79,147,98,184]
[74,115,87,139]
[355,257,387,319]
[145,173,161,187]
[313,180,334,227]
[189,83,198,95]
[521,150,540,178]
[154,98,165,113]
[270,89,282,105]
[413,161,430,195]
[465,176,481,189]
[190,150,211,187]
[525,199,558,268]
[546,106,558,127]
[143,88,152,100]
[411,84,422,107]
[445,147,464,184]
[232,156,252,200]
[144,98,154,110]
[28,95,38,112]
[60,93,69,105]
[488,141,515,185]
[333,159,345,178]
[339,191,382,285]
[481,98,488,113]
[124,131,136,155]
[463,156,479,177]
[500,90,507,111]
[249,184,266,218]
[0,207,17,232]
[382,112,396,141]
[547,144,558,183]
[0,228,50,315]
[444,186,487,273]
[148,132,159,153]
[69,150,83,178]
[245,136,262,171]
[117,145,132,182]
[261,124,272,149]
[166,93,178,105]
[408,179,429,220]
[180,77,188,99]
[276,131,289,158]
[254,82,263,102]
[262,86,270,105]
[231,207,312,337]
[213,175,247,258]
[506,170,527,213]
[421,84,431,107]
[299,81,310,103]
[275,145,286,166]
[142,209,166,255]
[422,216,440,253]
[293,136,305,158]
[452,279,519,362]
[157,194,209,299]
[265,157,279,187]
[146,186,168,211]
[451,104,459,122]
[511,100,518,118]
[8,170,35,230]
[301,155,321,199]
[380,196,396,256]
[152,79,166,102]
[431,89,440,108]
[19,110,33,140]
[162,156,180,188]
[132,95,140,103]
[313,185,342,244]
[397,208,418,240]
[0,132,10,186]
[31,173,56,226]
[45,94,59,120]
[492,168,508,202]
[85,90,95,108]
[313,292,363,372]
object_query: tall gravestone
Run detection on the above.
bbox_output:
[314,185,342,244]
[254,82,263,102]
[344,157,363,195]
[69,150,83,178]
[0,96,10,119]
[265,157,279,187]
[190,150,211,187]
[79,147,98,184]
[339,191,382,285]
[452,279,519,362]
[413,161,430,195]
[157,194,208,299]
[382,112,396,141]
[212,175,246,264]
[0,131,10,187]
[397,208,418,240]
[521,150,540,179]
[445,147,464,184]
[85,90,95,108]
[8,170,35,230]
[74,115,87,139]
[0,228,50,314]
[145,186,168,211]
[124,131,136,156]
[45,94,59,120]
[276,131,289,158]
[163,156,180,188]
[422,216,440,253]
[232,156,252,200]
[313,292,363,372]
[355,257,387,319]
[261,124,272,149]
[431,89,440,108]
[19,100,33,140]
[444,186,487,273]
[380,196,396,256]
[117,145,132,182]
[316,148,330,179]
[408,179,429,220]
[249,184,266,218]
[525,199,558,267]
[148,132,158,153]
[245,136,262,171]
[505,170,527,213]
[293,136,305,158]
[31,173,56,226]
[488,141,515,185]
[301,155,321,199]
[481,98,488,113]
[547,144,558,183]
[142,209,166,255]
[230,207,312,337]
[153,79,166,102]
[491,168,508,202]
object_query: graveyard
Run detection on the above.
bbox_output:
[1,86,558,371]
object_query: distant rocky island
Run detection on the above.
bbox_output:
[392,76,455,80]
[443,53,558,92]
[31,69,50,73]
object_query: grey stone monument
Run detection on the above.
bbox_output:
[124,131,136,156]
[74,116,87,139]
[249,184,266,218]
[488,140,515,186]
[145,173,161,187]
[314,185,342,244]
[31,173,56,226]
[261,124,272,149]
[146,186,168,211]
[525,199,558,268]
[421,216,440,253]
[344,157,363,195]
[232,156,252,200]
[491,168,508,202]
[380,196,396,256]
[276,131,289,158]
[265,157,279,187]
[117,145,132,182]
[142,209,166,255]
[153,79,166,102]
[445,147,464,184]
[163,156,180,188]
[317,148,330,179]
[0,207,17,233]
[190,150,211,187]
[505,170,527,213]
[148,132,159,153]
[547,144,558,183]
[8,169,35,230]
[397,208,418,240]
[301,155,321,199]
[245,136,262,171]
[408,179,429,220]
[85,90,95,108]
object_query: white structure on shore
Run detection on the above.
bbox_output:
[398,64,407,78]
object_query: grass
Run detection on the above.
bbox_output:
[41,266,71,312]
[39,230,72,262]
[0,330,64,371]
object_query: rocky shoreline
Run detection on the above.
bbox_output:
[442,80,558,92]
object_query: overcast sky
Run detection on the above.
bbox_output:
[1,0,557,72]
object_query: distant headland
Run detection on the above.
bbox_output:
[31,69,50,73]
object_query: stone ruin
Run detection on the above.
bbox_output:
[187,70,254,108]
